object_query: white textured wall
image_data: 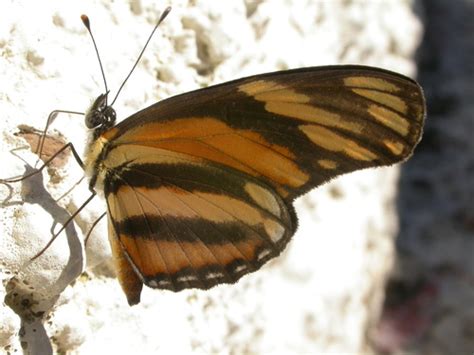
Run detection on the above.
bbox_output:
[0,1,423,353]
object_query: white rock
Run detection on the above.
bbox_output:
[0,0,423,353]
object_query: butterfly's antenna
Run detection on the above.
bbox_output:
[81,14,109,104]
[110,6,172,106]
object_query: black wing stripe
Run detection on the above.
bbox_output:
[158,187,261,271]
[129,164,288,222]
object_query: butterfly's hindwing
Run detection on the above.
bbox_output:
[107,214,143,305]
[105,156,295,292]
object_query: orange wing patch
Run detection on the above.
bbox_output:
[110,117,310,189]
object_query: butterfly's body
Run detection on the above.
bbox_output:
[81,65,425,305]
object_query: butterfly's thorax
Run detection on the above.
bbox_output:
[84,129,122,196]
[84,132,110,195]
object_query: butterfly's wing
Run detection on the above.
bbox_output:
[98,66,425,304]
[105,156,294,305]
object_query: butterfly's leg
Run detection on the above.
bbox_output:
[1,142,83,183]
[35,109,85,170]
[30,191,97,261]
[1,109,85,184]
[35,110,84,160]
[84,212,107,246]
[16,143,98,260]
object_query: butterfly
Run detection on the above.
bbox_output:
[3,10,426,306]
[77,63,425,305]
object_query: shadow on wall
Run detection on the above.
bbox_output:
[375,0,474,353]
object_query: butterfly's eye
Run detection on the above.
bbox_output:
[85,94,116,129]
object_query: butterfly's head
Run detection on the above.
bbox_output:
[85,93,117,131]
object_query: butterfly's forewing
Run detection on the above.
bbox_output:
[95,66,425,304]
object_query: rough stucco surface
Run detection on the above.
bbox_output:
[0,1,424,354]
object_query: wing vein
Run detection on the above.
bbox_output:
[115,172,175,285]
[131,184,255,273]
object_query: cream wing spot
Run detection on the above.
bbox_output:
[206,272,225,280]
[299,125,378,161]
[367,105,410,136]
[238,80,285,96]
[351,88,408,114]
[244,182,281,218]
[317,159,338,170]
[257,248,272,261]
[158,280,172,287]
[233,264,248,273]
[177,275,199,282]
[384,140,405,155]
[238,80,309,104]
[344,76,400,93]
[255,89,310,103]
[263,219,286,243]
[148,280,159,288]
[264,102,365,134]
